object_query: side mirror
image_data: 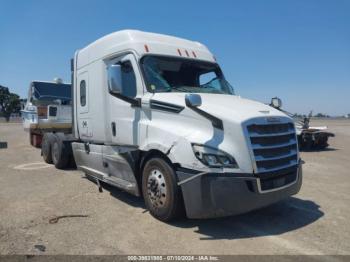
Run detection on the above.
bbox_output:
[270,97,282,109]
[107,64,122,94]
[185,94,202,108]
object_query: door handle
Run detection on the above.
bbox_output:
[84,142,90,154]
[111,122,116,136]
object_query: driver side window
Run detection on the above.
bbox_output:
[199,71,216,85]
[199,71,221,91]
[121,61,137,98]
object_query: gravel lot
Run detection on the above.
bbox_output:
[0,120,349,255]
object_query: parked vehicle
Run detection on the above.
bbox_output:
[23,30,302,221]
[269,98,335,150]
[295,115,335,150]
[21,79,72,147]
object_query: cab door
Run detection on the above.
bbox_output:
[106,53,143,146]
[77,71,93,138]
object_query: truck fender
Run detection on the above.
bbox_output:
[139,142,177,163]
[139,138,206,171]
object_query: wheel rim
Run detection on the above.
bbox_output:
[147,169,167,208]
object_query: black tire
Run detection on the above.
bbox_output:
[29,132,33,147]
[42,133,54,164]
[142,157,184,221]
[69,156,77,168]
[51,134,69,169]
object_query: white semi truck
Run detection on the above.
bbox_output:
[28,30,302,221]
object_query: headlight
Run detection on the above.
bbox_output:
[191,144,238,168]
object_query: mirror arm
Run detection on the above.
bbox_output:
[269,103,282,111]
[187,105,223,130]
[110,91,141,107]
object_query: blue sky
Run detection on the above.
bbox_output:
[0,0,349,115]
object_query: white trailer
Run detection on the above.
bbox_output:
[21,79,72,147]
[32,30,303,221]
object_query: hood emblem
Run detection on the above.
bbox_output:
[266,117,281,123]
[259,110,270,114]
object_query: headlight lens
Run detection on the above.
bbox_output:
[192,144,238,168]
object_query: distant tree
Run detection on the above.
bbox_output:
[298,113,304,118]
[315,113,327,118]
[0,85,21,122]
[292,113,304,118]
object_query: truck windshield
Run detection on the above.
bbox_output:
[140,56,235,95]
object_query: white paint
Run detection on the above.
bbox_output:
[73,29,293,174]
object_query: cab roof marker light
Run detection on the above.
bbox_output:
[144,44,149,52]
[177,49,182,56]
[192,51,197,58]
[185,50,190,57]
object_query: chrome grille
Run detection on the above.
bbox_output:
[247,123,294,134]
[247,121,298,173]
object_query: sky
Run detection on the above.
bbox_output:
[0,0,349,115]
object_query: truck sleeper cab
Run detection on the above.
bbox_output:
[45,30,302,221]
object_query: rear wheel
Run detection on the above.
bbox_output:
[42,133,54,164]
[51,135,69,169]
[142,157,184,221]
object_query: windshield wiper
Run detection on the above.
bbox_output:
[171,86,188,92]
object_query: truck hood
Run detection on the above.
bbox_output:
[151,93,288,123]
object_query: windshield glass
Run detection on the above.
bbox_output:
[141,56,235,95]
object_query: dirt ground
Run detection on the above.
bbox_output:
[0,120,349,255]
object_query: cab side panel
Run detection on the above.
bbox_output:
[75,59,108,143]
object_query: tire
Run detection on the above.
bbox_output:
[142,157,184,221]
[42,133,54,164]
[51,134,69,169]
[29,132,33,147]
[69,156,77,168]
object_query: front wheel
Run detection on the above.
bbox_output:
[142,157,184,221]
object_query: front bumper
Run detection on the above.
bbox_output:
[177,162,302,219]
